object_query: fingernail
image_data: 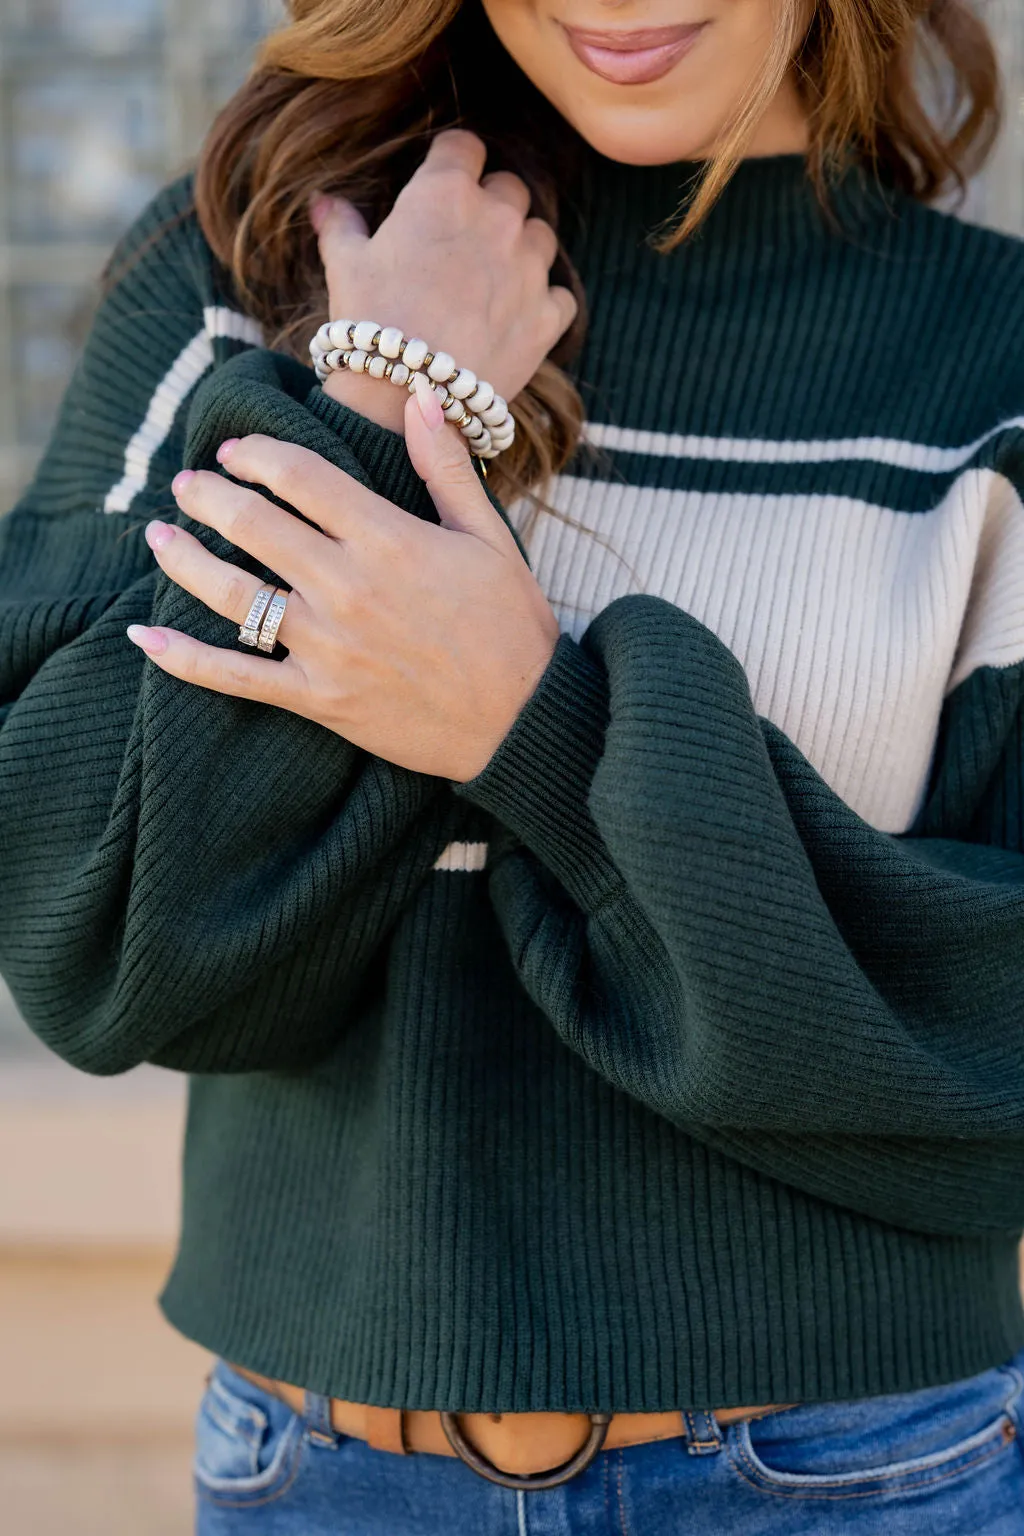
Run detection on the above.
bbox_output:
[309,193,332,233]
[126,624,168,656]
[413,371,445,432]
[171,470,196,497]
[144,519,175,552]
[216,439,239,464]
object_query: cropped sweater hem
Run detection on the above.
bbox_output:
[158,1208,1024,1414]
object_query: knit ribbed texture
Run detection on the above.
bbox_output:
[509,152,1024,834]
[1,158,1024,1412]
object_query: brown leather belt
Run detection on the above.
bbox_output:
[231,1364,789,1490]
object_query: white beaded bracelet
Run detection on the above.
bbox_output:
[309,320,515,460]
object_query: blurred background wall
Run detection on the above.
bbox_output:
[0,5,283,1533]
[0,2,1021,1532]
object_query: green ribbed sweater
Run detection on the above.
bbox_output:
[3,150,1024,1412]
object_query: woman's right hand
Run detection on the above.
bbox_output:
[310,129,578,435]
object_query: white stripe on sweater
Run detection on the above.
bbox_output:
[205,308,265,348]
[433,842,489,873]
[509,468,1024,835]
[103,307,262,514]
[583,417,1024,474]
[103,357,1021,517]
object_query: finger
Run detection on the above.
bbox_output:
[310,193,370,252]
[480,171,531,218]
[172,467,330,584]
[404,378,515,552]
[546,284,579,342]
[522,216,559,269]
[214,436,398,547]
[418,128,488,182]
[143,519,306,649]
[125,623,308,711]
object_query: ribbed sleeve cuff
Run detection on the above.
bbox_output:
[454,633,620,904]
[304,385,437,522]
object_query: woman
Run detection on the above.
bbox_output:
[3,0,1024,1529]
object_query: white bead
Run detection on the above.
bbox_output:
[353,320,380,351]
[402,337,429,370]
[328,319,354,350]
[461,415,485,440]
[478,445,501,459]
[427,350,456,383]
[348,348,369,373]
[313,322,333,353]
[367,354,389,379]
[470,427,492,454]
[389,361,410,387]
[480,396,507,428]
[376,325,404,359]
[324,348,346,371]
[489,425,515,449]
[447,367,477,400]
[465,381,494,414]
[443,397,466,422]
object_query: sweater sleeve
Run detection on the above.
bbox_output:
[455,440,1024,1240]
[0,185,457,1077]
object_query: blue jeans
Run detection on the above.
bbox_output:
[194,1352,1024,1533]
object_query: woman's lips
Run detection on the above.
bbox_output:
[562,22,708,86]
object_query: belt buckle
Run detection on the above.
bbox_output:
[439,1411,613,1491]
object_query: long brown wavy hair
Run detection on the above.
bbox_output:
[195,0,1001,501]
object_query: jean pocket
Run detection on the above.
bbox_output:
[194,1362,305,1508]
[727,1362,1023,1502]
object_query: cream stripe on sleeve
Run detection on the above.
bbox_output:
[103,307,262,514]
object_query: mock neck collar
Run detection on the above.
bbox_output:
[562,140,902,261]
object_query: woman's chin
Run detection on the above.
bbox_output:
[566,112,718,169]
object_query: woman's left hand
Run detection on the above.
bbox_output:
[126,381,560,783]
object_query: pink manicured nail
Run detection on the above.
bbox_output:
[144,519,175,552]
[413,371,445,432]
[126,624,169,656]
[216,439,240,464]
[171,470,196,496]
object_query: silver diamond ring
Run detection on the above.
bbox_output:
[238,585,278,648]
[256,590,289,653]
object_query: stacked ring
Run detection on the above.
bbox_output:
[238,585,278,647]
[256,591,289,654]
